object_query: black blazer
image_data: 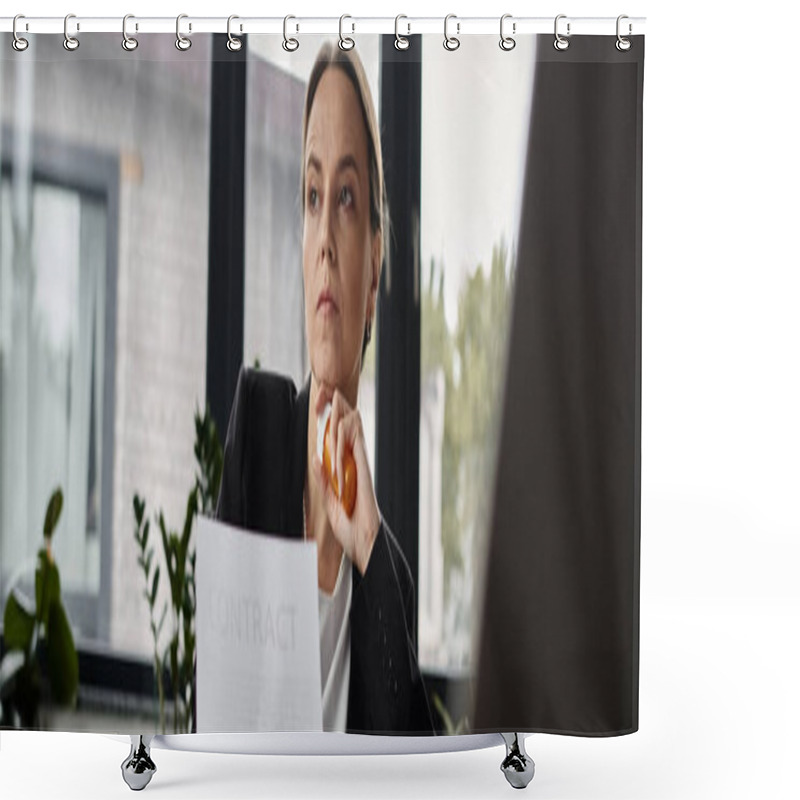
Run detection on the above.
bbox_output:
[214,366,436,735]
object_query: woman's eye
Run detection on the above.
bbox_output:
[308,187,318,209]
[339,185,353,208]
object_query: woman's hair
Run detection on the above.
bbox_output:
[301,41,388,370]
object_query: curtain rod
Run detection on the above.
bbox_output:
[0,15,646,37]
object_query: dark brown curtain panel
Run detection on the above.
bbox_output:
[473,34,644,735]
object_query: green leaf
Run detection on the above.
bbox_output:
[43,487,64,539]
[133,494,145,526]
[150,565,160,607]
[35,550,61,632]
[159,512,175,589]
[142,519,150,551]
[166,534,181,611]
[181,489,197,555]
[3,589,36,652]
[46,599,79,706]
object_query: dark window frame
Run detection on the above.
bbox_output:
[375,35,422,645]
[205,34,248,436]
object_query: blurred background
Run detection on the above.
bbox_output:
[0,30,534,733]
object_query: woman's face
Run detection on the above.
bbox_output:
[303,66,380,396]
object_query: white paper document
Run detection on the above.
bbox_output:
[195,516,322,733]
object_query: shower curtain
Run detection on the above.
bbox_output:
[0,21,643,739]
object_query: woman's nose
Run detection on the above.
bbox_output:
[319,191,336,266]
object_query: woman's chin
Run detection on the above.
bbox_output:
[311,354,342,390]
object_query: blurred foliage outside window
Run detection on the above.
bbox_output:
[420,235,515,671]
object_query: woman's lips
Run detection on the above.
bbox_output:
[317,290,338,313]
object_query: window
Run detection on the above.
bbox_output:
[418,37,536,672]
[0,34,213,659]
[0,172,108,638]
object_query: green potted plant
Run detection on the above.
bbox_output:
[133,404,222,734]
[0,487,79,728]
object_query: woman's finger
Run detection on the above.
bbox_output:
[349,415,371,485]
[330,389,352,486]
[328,390,341,481]
[337,408,363,498]
[314,451,359,564]
[314,418,379,576]
[313,452,344,532]
[336,416,346,494]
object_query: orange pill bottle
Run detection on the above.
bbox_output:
[317,402,357,518]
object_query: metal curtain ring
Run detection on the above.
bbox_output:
[283,15,299,51]
[339,14,355,50]
[227,14,242,51]
[616,14,632,51]
[176,13,192,51]
[122,14,138,51]
[443,13,460,51]
[63,13,79,51]
[394,14,410,50]
[554,14,570,51]
[499,13,516,51]
[12,14,29,52]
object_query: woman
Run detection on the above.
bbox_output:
[215,41,435,736]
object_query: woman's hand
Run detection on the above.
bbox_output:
[312,386,381,576]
